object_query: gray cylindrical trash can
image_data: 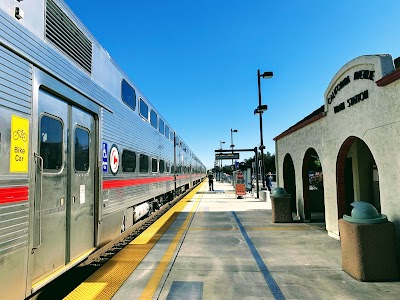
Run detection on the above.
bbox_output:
[271,187,292,223]
[339,201,399,281]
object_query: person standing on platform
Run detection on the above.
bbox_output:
[208,171,214,191]
[266,172,273,192]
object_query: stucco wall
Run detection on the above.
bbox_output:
[275,55,400,241]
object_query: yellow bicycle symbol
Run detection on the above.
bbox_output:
[13,129,27,142]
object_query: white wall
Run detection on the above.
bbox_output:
[275,55,400,240]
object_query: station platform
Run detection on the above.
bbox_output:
[65,180,400,300]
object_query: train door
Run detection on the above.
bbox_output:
[69,106,95,260]
[67,107,96,260]
[32,89,95,283]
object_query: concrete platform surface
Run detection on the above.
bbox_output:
[110,180,400,300]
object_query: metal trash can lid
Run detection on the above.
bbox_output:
[271,187,289,197]
[343,201,387,224]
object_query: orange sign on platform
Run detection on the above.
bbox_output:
[235,171,246,196]
[236,183,246,196]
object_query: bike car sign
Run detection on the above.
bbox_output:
[10,115,29,173]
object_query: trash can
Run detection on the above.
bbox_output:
[339,201,399,281]
[271,187,292,223]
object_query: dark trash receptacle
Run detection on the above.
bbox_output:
[339,201,399,281]
[271,187,292,223]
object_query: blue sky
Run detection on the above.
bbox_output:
[65,0,400,169]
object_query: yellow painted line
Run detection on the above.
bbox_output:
[64,182,206,300]
[132,187,204,245]
[139,191,202,299]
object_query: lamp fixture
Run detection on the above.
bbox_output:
[254,104,268,115]
[260,71,274,79]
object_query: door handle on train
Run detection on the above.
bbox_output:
[33,153,43,251]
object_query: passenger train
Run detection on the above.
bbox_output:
[0,0,206,298]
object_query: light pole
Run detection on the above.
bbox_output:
[230,129,238,171]
[219,141,225,180]
[255,69,273,189]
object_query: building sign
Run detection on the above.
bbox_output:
[10,115,29,173]
[327,69,375,114]
[333,90,369,114]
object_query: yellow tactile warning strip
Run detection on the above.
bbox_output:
[64,182,205,300]
[32,248,96,293]
[139,188,202,299]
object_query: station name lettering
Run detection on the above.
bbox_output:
[333,90,369,114]
[327,69,374,104]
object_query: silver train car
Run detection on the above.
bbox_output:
[0,0,206,299]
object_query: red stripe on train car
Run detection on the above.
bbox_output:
[0,186,29,204]
[103,176,175,190]
[176,175,191,179]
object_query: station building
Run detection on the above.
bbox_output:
[274,54,400,246]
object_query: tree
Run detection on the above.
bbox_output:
[238,152,276,174]
[264,151,276,173]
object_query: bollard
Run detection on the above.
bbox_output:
[265,190,271,202]
[259,191,267,202]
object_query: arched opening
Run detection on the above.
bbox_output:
[283,154,296,216]
[336,137,381,219]
[302,148,325,223]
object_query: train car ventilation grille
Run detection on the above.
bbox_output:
[45,0,92,74]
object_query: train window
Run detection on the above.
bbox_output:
[160,159,165,173]
[139,98,148,120]
[40,116,63,171]
[151,158,158,173]
[139,154,149,173]
[122,150,136,172]
[171,165,175,173]
[170,131,174,142]
[166,162,170,173]
[121,79,136,111]
[150,110,158,129]
[176,137,180,146]
[165,125,170,139]
[159,118,165,135]
[74,127,89,172]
